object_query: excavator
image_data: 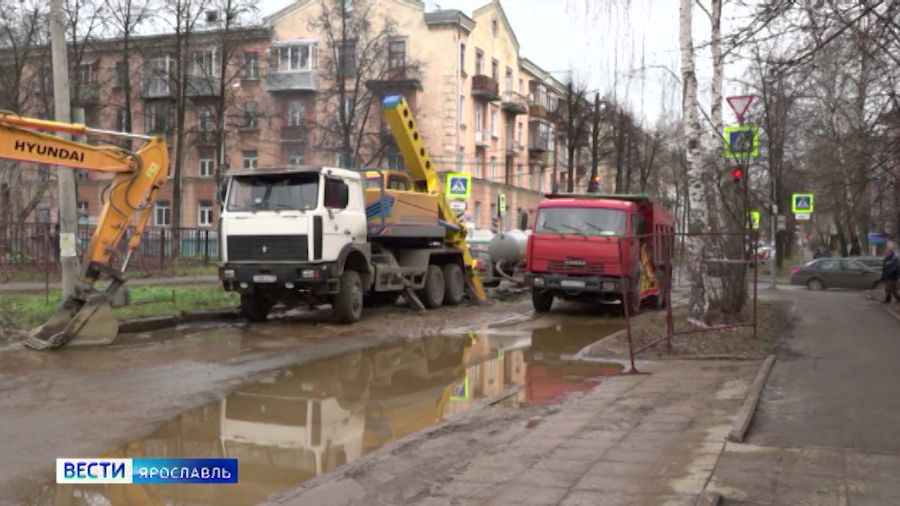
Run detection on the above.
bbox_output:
[0,113,168,350]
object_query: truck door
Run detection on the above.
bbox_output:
[322,177,367,260]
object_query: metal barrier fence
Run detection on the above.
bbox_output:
[619,231,759,374]
[0,222,219,275]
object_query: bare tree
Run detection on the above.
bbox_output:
[310,0,416,168]
[103,0,154,139]
[558,79,590,193]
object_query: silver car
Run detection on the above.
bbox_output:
[790,258,883,290]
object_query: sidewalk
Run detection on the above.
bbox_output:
[706,288,900,505]
[270,359,759,506]
[0,274,218,293]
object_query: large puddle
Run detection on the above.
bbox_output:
[29,318,623,506]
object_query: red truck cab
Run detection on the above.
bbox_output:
[525,194,674,313]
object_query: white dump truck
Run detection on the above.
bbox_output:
[218,96,485,323]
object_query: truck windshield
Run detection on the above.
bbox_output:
[535,207,626,236]
[227,174,319,212]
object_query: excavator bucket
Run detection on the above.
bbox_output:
[24,291,119,350]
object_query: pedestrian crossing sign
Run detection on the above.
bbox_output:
[748,210,760,230]
[723,125,759,158]
[791,193,814,214]
[446,173,471,199]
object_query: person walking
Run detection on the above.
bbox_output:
[881,249,900,304]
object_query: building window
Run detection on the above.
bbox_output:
[288,100,305,127]
[75,63,95,86]
[35,207,51,223]
[242,102,258,129]
[505,67,513,92]
[338,39,356,76]
[518,78,523,93]
[460,43,466,74]
[198,107,215,131]
[388,40,406,70]
[342,0,354,12]
[458,95,465,125]
[155,201,171,226]
[491,17,498,37]
[491,59,499,81]
[473,201,481,228]
[146,56,171,96]
[287,147,304,166]
[115,107,128,132]
[340,96,352,122]
[242,150,257,169]
[475,103,484,130]
[517,122,523,144]
[198,201,213,227]
[199,156,214,177]
[275,44,314,71]
[145,102,170,133]
[489,156,496,180]
[115,61,127,87]
[475,49,483,75]
[490,108,497,137]
[190,48,218,77]
[77,201,89,224]
[243,52,259,79]
[475,153,484,178]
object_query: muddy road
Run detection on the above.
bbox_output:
[0,293,625,505]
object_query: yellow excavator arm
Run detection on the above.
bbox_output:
[0,113,169,349]
[382,96,486,301]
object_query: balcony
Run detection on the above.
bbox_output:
[266,70,318,92]
[501,91,528,115]
[528,103,548,119]
[506,139,525,154]
[475,130,491,147]
[471,75,500,101]
[529,135,551,153]
[366,68,423,92]
[141,78,173,99]
[281,125,306,143]
[72,83,100,106]
[186,75,222,97]
[194,130,217,145]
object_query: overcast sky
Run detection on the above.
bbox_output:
[258,0,751,126]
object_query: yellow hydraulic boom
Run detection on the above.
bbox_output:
[382,96,486,301]
[0,113,169,349]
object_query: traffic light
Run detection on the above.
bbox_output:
[731,167,743,184]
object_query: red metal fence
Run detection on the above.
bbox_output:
[0,222,219,278]
[619,231,760,373]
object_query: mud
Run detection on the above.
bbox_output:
[0,294,625,505]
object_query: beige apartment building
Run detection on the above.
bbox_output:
[4,0,577,233]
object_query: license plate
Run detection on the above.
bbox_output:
[253,274,277,283]
[561,280,586,288]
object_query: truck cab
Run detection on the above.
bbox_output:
[219,166,372,322]
[525,194,673,313]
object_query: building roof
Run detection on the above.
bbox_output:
[424,9,476,33]
[519,57,566,93]
[472,0,519,52]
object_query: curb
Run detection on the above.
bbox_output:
[727,354,776,443]
[119,309,241,333]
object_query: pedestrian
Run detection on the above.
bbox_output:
[881,249,900,304]
[813,247,825,259]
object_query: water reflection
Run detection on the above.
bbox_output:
[32,321,623,505]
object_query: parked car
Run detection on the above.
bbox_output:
[848,256,883,270]
[790,258,883,290]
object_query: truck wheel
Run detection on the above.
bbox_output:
[241,293,272,322]
[532,288,553,313]
[417,264,445,308]
[334,270,364,323]
[442,263,465,306]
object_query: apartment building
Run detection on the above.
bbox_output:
[3,0,573,232]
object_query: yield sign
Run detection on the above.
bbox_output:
[726,95,754,122]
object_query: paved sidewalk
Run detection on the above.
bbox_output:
[0,274,218,293]
[272,360,759,506]
[707,288,900,505]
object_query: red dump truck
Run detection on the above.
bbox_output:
[524,194,674,313]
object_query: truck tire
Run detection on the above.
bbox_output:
[241,293,272,322]
[334,270,364,323]
[417,264,445,308]
[532,288,553,313]
[442,263,465,306]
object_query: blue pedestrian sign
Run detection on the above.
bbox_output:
[791,193,814,214]
[723,125,759,158]
[446,173,471,199]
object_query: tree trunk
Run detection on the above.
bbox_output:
[680,0,710,325]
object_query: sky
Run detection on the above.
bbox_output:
[257,0,752,127]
